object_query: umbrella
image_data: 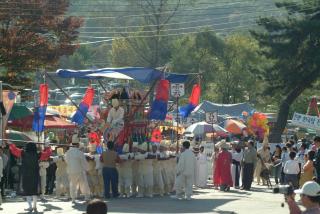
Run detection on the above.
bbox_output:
[185,121,228,136]
[225,119,247,135]
[8,104,33,120]
[5,130,32,141]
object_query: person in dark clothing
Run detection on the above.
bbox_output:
[9,142,51,212]
[86,199,108,214]
[313,136,320,184]
[45,161,57,195]
[241,140,257,191]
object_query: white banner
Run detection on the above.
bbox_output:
[291,112,320,131]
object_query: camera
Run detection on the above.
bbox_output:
[273,185,294,195]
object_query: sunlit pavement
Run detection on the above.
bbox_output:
[1,183,288,214]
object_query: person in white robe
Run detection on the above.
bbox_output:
[151,144,164,196]
[137,142,154,198]
[171,141,196,200]
[53,148,69,197]
[131,142,140,196]
[196,146,208,188]
[65,139,91,203]
[118,143,133,198]
[231,143,243,189]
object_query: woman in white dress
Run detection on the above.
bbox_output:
[196,146,208,188]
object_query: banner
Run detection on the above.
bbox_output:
[2,90,17,128]
[291,112,320,131]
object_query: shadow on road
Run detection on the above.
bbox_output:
[70,197,238,214]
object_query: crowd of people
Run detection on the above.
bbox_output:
[1,134,320,213]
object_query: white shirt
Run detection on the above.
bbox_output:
[177,149,196,176]
[232,151,243,162]
[65,147,89,174]
[284,159,300,175]
[281,152,290,167]
[107,107,124,125]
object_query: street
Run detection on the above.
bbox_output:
[2,183,289,214]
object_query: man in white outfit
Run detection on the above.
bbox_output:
[137,142,153,198]
[39,140,51,198]
[151,144,164,196]
[172,141,196,200]
[196,146,208,188]
[65,139,91,203]
[118,143,133,198]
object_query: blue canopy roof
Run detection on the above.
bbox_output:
[56,67,189,84]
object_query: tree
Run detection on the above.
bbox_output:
[171,31,268,104]
[112,0,183,68]
[0,0,83,86]
[251,0,320,143]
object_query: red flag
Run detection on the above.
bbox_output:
[155,80,169,102]
[39,84,48,106]
[151,128,162,143]
[189,84,201,106]
[307,97,320,117]
[82,87,95,107]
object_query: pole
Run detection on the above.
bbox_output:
[0,81,2,146]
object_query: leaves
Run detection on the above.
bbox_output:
[0,0,83,86]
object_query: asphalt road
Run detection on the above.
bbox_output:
[1,184,290,214]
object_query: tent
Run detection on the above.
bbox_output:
[185,122,228,136]
[8,104,33,121]
[192,100,255,118]
[8,114,76,131]
[56,67,189,83]
[224,119,247,135]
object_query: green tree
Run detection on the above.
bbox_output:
[0,0,83,86]
[171,31,268,105]
[251,0,320,143]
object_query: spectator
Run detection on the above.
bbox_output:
[272,145,282,185]
[284,151,300,189]
[313,136,320,184]
[101,141,120,198]
[287,181,320,214]
[281,146,290,184]
[300,151,315,187]
[86,199,108,214]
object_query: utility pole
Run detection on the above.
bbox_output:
[0,81,3,146]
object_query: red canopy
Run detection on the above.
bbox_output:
[8,115,76,131]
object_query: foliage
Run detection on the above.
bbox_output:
[251,0,320,143]
[0,0,83,86]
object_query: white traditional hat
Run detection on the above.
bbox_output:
[216,140,229,149]
[57,148,64,156]
[122,143,129,153]
[88,143,96,152]
[72,134,79,144]
[112,99,119,108]
[139,142,148,151]
[132,142,139,148]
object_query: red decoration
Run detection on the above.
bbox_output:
[189,84,201,106]
[151,128,162,143]
[82,87,95,107]
[39,84,48,106]
[155,80,169,102]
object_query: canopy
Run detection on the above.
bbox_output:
[56,67,189,83]
[185,121,228,136]
[8,104,33,121]
[5,130,33,147]
[192,100,255,117]
[8,115,76,131]
[224,119,247,135]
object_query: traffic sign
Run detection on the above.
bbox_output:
[206,112,218,124]
[170,83,185,98]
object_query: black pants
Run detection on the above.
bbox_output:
[0,169,6,197]
[102,167,119,198]
[232,160,241,187]
[46,163,57,194]
[242,163,254,190]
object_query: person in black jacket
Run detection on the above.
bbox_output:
[313,136,320,184]
[9,142,51,212]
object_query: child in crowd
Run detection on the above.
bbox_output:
[284,152,300,189]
